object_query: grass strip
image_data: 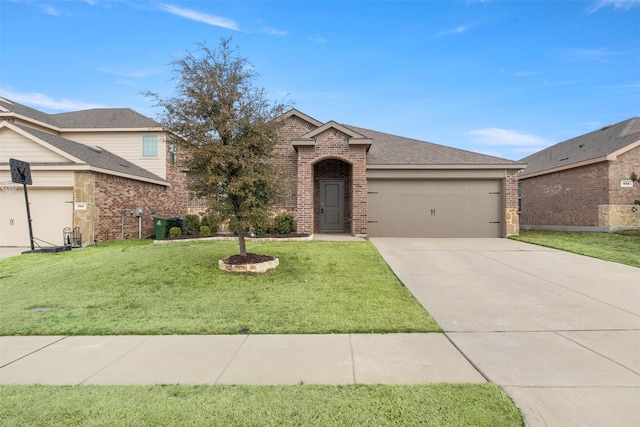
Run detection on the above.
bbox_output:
[0,384,524,426]
[511,230,640,268]
[0,240,439,335]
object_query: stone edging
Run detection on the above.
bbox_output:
[218,258,279,273]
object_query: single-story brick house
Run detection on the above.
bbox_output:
[0,97,196,247]
[518,117,640,231]
[274,109,525,238]
[1,98,525,246]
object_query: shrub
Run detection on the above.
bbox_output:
[183,214,200,236]
[201,214,220,233]
[228,217,249,235]
[252,214,270,236]
[200,225,211,237]
[274,213,294,234]
[169,227,182,238]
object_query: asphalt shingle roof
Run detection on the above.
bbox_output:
[52,109,161,129]
[0,97,59,127]
[14,124,167,184]
[0,97,161,129]
[345,125,521,166]
[519,117,640,176]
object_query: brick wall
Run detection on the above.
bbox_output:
[294,128,368,235]
[275,116,317,209]
[608,146,640,204]
[520,162,609,226]
[75,140,189,243]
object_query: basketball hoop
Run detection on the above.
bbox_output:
[0,181,18,194]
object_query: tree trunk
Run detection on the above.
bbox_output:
[238,230,247,257]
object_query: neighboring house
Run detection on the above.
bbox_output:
[274,110,525,238]
[0,97,194,247]
[519,118,640,231]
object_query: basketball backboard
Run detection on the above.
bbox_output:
[10,158,32,185]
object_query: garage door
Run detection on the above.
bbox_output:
[367,179,503,237]
[0,188,73,247]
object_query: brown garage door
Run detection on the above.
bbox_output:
[367,179,503,237]
[0,187,73,247]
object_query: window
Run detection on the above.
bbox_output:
[143,135,158,157]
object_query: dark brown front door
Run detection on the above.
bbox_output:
[319,180,344,232]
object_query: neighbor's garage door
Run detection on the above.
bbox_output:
[367,179,503,237]
[0,188,73,247]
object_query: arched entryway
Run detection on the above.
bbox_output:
[313,158,352,233]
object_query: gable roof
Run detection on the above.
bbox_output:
[346,125,522,167]
[0,97,162,130]
[0,97,60,128]
[52,108,162,129]
[519,117,640,177]
[7,123,167,185]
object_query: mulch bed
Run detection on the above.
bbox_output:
[223,253,276,265]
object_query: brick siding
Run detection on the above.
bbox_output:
[520,146,639,228]
[520,162,608,226]
[74,139,189,243]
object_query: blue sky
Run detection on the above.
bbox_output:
[1,0,639,160]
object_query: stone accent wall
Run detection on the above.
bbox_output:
[599,205,640,228]
[520,162,609,227]
[73,172,98,243]
[504,170,520,236]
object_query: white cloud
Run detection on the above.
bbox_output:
[0,88,106,112]
[435,24,474,37]
[41,5,61,16]
[98,68,161,78]
[466,128,551,147]
[557,47,619,63]
[307,35,328,45]
[158,3,239,31]
[587,0,640,13]
[260,27,288,36]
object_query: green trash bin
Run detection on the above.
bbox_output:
[153,217,172,239]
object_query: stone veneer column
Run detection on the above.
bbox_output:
[73,172,98,244]
[505,170,520,236]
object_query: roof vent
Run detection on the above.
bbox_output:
[578,144,585,148]
[600,124,614,131]
[87,145,102,153]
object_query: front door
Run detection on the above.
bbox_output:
[319,180,344,232]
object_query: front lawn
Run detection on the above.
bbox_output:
[0,240,439,335]
[511,230,640,268]
[0,384,524,427]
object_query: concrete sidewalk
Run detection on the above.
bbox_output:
[0,333,485,385]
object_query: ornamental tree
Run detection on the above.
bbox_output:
[145,38,289,257]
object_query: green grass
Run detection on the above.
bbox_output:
[511,230,640,268]
[0,240,439,335]
[0,384,524,426]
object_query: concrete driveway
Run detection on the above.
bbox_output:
[370,238,640,427]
